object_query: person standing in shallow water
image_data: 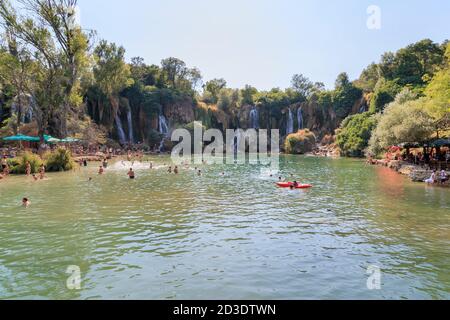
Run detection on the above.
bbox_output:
[98,166,104,175]
[174,166,179,174]
[25,161,31,176]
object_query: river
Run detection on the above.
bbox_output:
[0,155,448,299]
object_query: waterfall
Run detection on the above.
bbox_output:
[297,107,304,130]
[127,109,134,143]
[234,129,242,155]
[249,108,259,129]
[286,108,294,135]
[115,114,127,144]
[158,114,169,151]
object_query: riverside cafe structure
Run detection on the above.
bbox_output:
[399,138,450,171]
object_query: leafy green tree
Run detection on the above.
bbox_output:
[369,78,402,112]
[368,98,434,155]
[332,73,362,119]
[240,85,258,105]
[203,78,227,104]
[93,40,132,123]
[291,74,314,99]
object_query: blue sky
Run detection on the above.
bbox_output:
[78,0,449,90]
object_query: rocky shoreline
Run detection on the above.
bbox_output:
[371,159,450,186]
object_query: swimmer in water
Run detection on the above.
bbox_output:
[38,164,45,180]
[88,177,93,182]
[197,169,202,176]
[174,166,179,174]
[22,197,31,207]
[149,162,153,169]
[128,168,135,179]
[98,166,104,175]
[168,166,172,174]
[32,174,38,181]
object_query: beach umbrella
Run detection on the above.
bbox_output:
[60,137,80,143]
[430,138,450,147]
[2,134,40,142]
[43,135,61,143]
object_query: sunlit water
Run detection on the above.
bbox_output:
[0,156,449,300]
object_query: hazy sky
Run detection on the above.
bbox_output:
[78,0,449,90]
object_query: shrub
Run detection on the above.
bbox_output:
[8,152,43,174]
[336,112,379,157]
[44,148,77,172]
[284,129,317,154]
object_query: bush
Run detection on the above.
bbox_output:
[284,129,317,154]
[8,152,43,174]
[44,148,77,172]
[336,112,379,157]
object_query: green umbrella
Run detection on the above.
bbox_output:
[60,137,80,143]
[2,134,40,142]
[44,135,61,143]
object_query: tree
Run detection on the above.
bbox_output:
[332,73,362,119]
[336,112,379,157]
[0,0,91,138]
[291,74,314,99]
[240,85,257,105]
[203,78,227,104]
[93,40,132,122]
[368,98,434,155]
[423,43,450,121]
[0,48,36,133]
[355,63,380,92]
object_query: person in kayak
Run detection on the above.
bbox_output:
[293,181,299,188]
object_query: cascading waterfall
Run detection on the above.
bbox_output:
[297,107,304,130]
[286,108,294,135]
[115,114,127,144]
[158,114,169,151]
[233,129,242,155]
[127,109,134,143]
[249,108,259,129]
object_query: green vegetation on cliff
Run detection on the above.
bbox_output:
[0,1,448,156]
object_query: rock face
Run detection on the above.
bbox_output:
[163,97,195,125]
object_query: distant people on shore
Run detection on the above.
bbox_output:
[425,170,437,184]
[439,170,448,184]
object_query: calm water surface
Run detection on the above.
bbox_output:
[0,156,449,299]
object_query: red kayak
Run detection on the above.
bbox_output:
[276,182,313,189]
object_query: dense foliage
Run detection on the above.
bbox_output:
[336,113,379,157]
[0,1,447,158]
[284,129,316,154]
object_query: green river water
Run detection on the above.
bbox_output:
[0,155,449,299]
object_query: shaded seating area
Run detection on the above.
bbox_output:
[398,138,450,171]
